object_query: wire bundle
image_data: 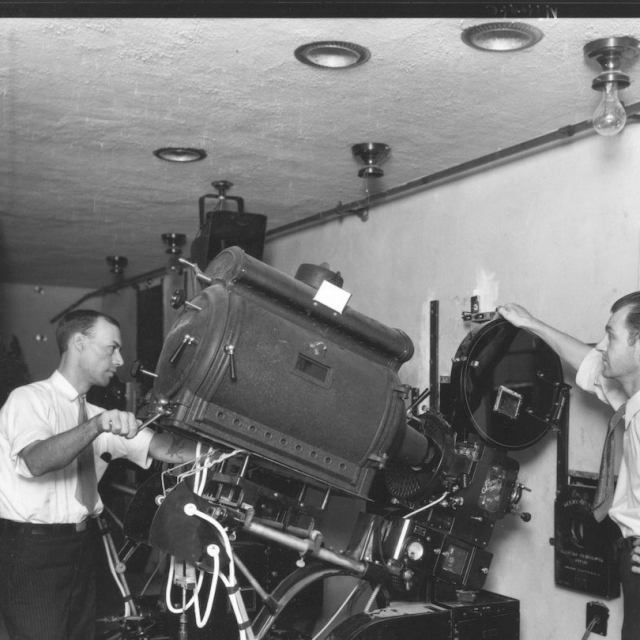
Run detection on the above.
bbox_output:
[162,445,254,637]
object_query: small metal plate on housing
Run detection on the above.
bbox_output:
[493,386,523,420]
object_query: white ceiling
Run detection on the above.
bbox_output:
[1,15,640,290]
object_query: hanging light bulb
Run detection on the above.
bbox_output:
[584,36,639,137]
[592,81,627,136]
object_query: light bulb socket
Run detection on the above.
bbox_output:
[592,70,630,91]
[358,165,385,178]
[352,143,391,179]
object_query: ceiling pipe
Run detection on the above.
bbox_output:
[265,100,640,241]
[49,266,166,324]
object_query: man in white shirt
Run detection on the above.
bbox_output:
[497,293,640,640]
[0,309,198,640]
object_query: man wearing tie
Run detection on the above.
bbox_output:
[497,293,640,640]
[0,309,198,640]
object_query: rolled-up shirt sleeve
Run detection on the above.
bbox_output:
[2,386,58,478]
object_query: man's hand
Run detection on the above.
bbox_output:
[496,303,536,329]
[94,410,141,440]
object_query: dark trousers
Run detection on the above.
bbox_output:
[620,544,640,640]
[0,523,98,640]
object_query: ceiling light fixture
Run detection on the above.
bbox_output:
[352,143,391,178]
[295,41,370,69]
[461,22,544,52]
[162,233,187,275]
[162,232,186,254]
[584,36,640,137]
[106,255,128,275]
[153,148,207,163]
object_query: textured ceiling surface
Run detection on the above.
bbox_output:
[1,16,640,289]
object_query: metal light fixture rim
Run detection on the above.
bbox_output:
[153,147,208,163]
[294,41,371,69]
[461,22,544,52]
[352,142,391,162]
[584,36,640,65]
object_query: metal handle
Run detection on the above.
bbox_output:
[169,334,196,364]
[224,345,237,381]
[130,360,158,379]
[170,289,202,311]
[178,258,212,284]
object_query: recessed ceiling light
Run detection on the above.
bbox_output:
[461,22,544,52]
[295,41,370,69]
[153,147,207,163]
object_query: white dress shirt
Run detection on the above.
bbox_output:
[0,370,153,524]
[577,348,640,538]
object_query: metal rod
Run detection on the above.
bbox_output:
[430,300,440,412]
[265,106,640,241]
[138,411,165,432]
[408,387,431,415]
[244,520,366,575]
[232,551,270,603]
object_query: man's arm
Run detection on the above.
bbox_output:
[20,409,141,476]
[148,432,199,464]
[497,303,592,371]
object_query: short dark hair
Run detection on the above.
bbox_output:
[611,292,640,344]
[55,309,120,355]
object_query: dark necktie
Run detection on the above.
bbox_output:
[592,402,627,522]
[75,396,99,515]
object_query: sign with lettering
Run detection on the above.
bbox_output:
[554,485,620,598]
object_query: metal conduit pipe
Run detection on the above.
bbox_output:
[265,101,640,241]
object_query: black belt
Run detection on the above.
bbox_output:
[616,537,639,550]
[0,518,92,536]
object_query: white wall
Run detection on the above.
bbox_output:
[0,273,182,386]
[0,282,101,381]
[264,126,640,639]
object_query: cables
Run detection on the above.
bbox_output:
[179,503,255,640]
[160,447,245,497]
[581,616,599,640]
[164,552,220,629]
[161,447,254,632]
[97,516,137,619]
[403,491,450,519]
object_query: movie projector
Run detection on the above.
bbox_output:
[126,247,567,640]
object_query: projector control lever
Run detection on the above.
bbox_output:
[169,334,197,364]
[171,289,202,312]
[130,360,158,379]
